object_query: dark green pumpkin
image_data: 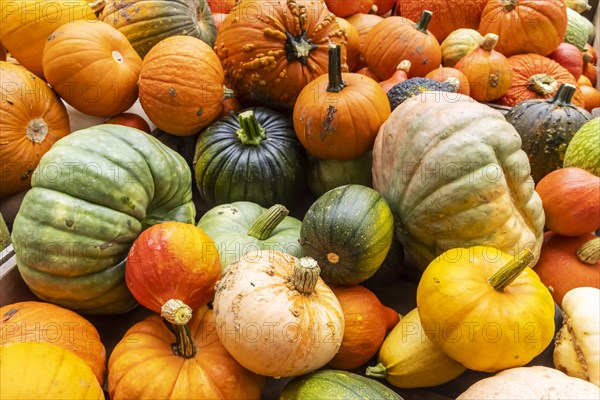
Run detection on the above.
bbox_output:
[505,83,592,184]
[98,0,216,59]
[196,201,302,268]
[11,124,195,314]
[387,77,457,111]
[279,369,403,400]
[308,152,373,196]
[299,184,394,285]
[193,107,308,209]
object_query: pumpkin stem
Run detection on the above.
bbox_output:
[291,257,321,294]
[583,52,593,64]
[415,10,433,33]
[577,237,600,264]
[88,0,105,15]
[488,248,535,291]
[327,43,347,93]
[527,74,558,96]
[26,119,48,144]
[501,0,518,11]
[480,33,499,52]
[398,60,412,73]
[547,83,576,105]
[365,363,388,379]
[236,110,266,146]
[247,204,290,240]
[285,31,318,65]
[161,299,197,358]
[223,86,235,100]
[444,76,461,92]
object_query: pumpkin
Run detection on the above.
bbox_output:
[207,0,235,13]
[213,251,345,378]
[293,44,390,161]
[440,28,483,67]
[10,124,195,314]
[580,86,600,112]
[535,167,600,236]
[454,33,512,102]
[108,306,265,399]
[0,301,106,386]
[138,35,227,136]
[0,0,96,77]
[565,7,590,51]
[0,62,70,197]
[346,13,383,69]
[549,43,584,81]
[478,0,568,57]
[386,77,458,110]
[505,83,592,183]
[336,17,360,71]
[1,342,104,399]
[584,43,597,65]
[379,60,411,93]
[328,285,399,370]
[308,152,373,196]
[280,369,403,399]
[197,202,303,268]
[364,11,442,80]
[193,107,308,208]
[365,308,467,388]
[554,287,600,386]
[578,74,594,87]
[498,53,585,107]
[97,0,216,59]
[357,0,375,13]
[355,67,380,80]
[42,21,142,117]
[582,62,598,86]
[106,112,151,133]
[212,12,227,31]
[0,212,9,251]
[326,0,362,18]
[457,366,600,399]
[425,66,470,95]
[534,232,600,305]
[299,184,394,285]
[215,0,345,110]
[374,0,395,15]
[372,93,545,270]
[417,247,556,372]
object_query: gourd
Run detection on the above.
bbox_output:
[308,152,373,196]
[580,86,600,112]
[379,61,411,93]
[0,213,9,251]
[387,77,457,110]
[564,118,600,176]
[440,28,483,67]
[565,7,590,51]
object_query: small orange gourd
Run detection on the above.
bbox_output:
[379,61,411,93]
[426,66,471,95]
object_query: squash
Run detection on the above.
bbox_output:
[197,202,303,268]
[379,60,411,93]
[584,43,597,65]
[108,306,265,399]
[505,83,592,183]
[97,0,216,59]
[346,13,383,69]
[1,342,104,399]
[582,62,598,87]
[362,238,405,291]
[440,28,483,67]
[10,124,195,314]
[336,18,360,71]
[328,285,399,370]
[566,0,592,13]
[565,7,590,51]
[535,167,600,237]
[280,369,403,399]
[106,113,151,133]
[194,107,308,209]
[534,232,600,305]
[213,251,345,378]
[417,247,556,372]
[42,20,142,118]
[372,93,545,269]
[293,44,390,161]
[387,77,457,110]
[299,184,394,285]
[425,66,470,95]
[365,308,467,388]
[580,86,600,112]
[554,287,600,386]
[549,42,584,81]
[457,366,600,399]
[138,35,227,136]
[0,62,70,197]
[0,213,9,251]
[308,152,373,196]
[564,118,600,176]
[0,301,106,386]
[478,0,568,57]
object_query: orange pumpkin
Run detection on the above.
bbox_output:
[582,62,598,87]
[584,43,597,65]
[0,301,106,386]
[0,62,70,197]
[105,113,151,133]
[138,35,228,136]
[357,0,376,13]
[356,67,380,80]
[326,0,362,17]
[379,60,411,93]
[337,18,361,72]
[578,75,593,87]
[580,86,600,112]
[374,0,395,15]
[207,0,236,13]
[42,20,142,117]
[479,0,568,57]
[328,285,399,370]
[498,54,585,107]
[425,66,470,95]
[347,13,384,69]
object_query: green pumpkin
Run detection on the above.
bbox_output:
[564,117,600,176]
[564,8,590,50]
[299,184,394,285]
[279,369,403,400]
[308,152,373,196]
[196,202,302,268]
[505,84,592,183]
[11,124,195,314]
[193,107,308,209]
[98,0,216,59]
[387,78,457,111]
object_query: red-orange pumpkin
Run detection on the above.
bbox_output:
[105,113,151,133]
[207,0,236,13]
[326,0,362,17]
[580,86,600,111]
[379,60,411,93]
[582,62,598,87]
[549,43,584,81]
[374,0,395,15]
[425,66,470,95]
[356,67,380,80]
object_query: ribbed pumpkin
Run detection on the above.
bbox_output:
[42,21,142,117]
[478,0,568,57]
[346,13,383,69]
[337,18,360,72]
[549,42,584,80]
[98,0,217,59]
[325,0,362,17]
[564,118,600,176]
[387,77,457,110]
[0,0,96,77]
[440,28,483,67]
[580,86,600,112]
[0,62,70,197]
[564,7,590,51]
[505,84,592,183]
[215,0,346,110]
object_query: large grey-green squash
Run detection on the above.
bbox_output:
[372,92,545,270]
[11,124,195,314]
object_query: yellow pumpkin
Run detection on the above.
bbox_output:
[416,246,555,373]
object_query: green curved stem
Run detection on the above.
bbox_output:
[247,204,289,240]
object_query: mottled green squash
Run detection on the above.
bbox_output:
[308,152,372,196]
[564,118,600,176]
[387,78,457,111]
[564,8,590,50]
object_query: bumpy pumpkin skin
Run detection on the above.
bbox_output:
[372,93,545,270]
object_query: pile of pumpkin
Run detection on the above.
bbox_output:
[1,0,600,398]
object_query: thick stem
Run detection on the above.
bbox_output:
[327,43,347,93]
[488,248,535,291]
[161,299,197,358]
[247,204,289,240]
[527,74,557,95]
[223,86,235,100]
[415,10,433,33]
[577,237,600,264]
[366,363,388,379]
[547,83,575,105]
[398,60,412,73]
[236,110,266,146]
[26,119,48,144]
[480,33,499,52]
[502,0,518,11]
[291,257,321,294]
